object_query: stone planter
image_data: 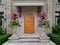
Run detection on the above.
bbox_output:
[39,27,50,43]
[12,26,19,35]
[42,26,49,34]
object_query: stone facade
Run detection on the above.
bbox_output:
[0,0,59,34]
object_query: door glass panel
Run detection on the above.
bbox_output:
[27,11,32,16]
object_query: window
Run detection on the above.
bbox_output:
[0,0,2,3]
[0,12,4,32]
[55,11,60,24]
[58,0,60,3]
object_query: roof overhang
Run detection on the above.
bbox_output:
[14,2,44,6]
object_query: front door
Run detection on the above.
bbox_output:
[23,7,35,34]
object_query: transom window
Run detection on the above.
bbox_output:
[27,11,32,16]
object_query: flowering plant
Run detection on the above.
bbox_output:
[38,11,49,28]
[9,12,20,28]
[9,20,19,28]
[38,20,49,28]
[42,20,49,28]
[39,11,48,20]
[10,12,19,20]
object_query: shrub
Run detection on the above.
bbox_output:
[52,24,60,34]
[0,34,11,45]
[0,26,3,35]
[48,33,60,45]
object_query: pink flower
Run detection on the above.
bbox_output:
[10,12,19,20]
[39,12,48,20]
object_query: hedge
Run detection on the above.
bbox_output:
[52,24,60,35]
[0,34,11,45]
[48,33,60,45]
[0,26,3,35]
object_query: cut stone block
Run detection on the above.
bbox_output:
[9,34,19,40]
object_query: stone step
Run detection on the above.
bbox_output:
[19,37,40,39]
[9,34,19,40]
[39,33,50,40]
[18,34,40,42]
[40,36,50,42]
[40,37,50,40]
[19,38,40,42]
[40,40,50,43]
[19,34,40,39]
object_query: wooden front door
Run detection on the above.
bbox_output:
[24,7,35,34]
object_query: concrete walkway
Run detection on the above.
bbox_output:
[2,34,56,45]
[2,41,56,45]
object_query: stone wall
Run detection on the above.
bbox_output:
[5,0,12,34]
[3,0,55,34]
[46,0,53,33]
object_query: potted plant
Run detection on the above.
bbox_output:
[42,20,49,28]
[9,20,19,27]
[9,12,20,34]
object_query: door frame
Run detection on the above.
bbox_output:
[24,7,35,34]
[21,6,37,34]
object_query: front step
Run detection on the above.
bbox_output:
[40,33,50,42]
[9,34,50,42]
[19,39,40,42]
[19,34,40,39]
[18,34,40,42]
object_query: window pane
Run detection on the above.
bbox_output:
[0,19,2,26]
[57,17,60,24]
[56,17,60,24]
